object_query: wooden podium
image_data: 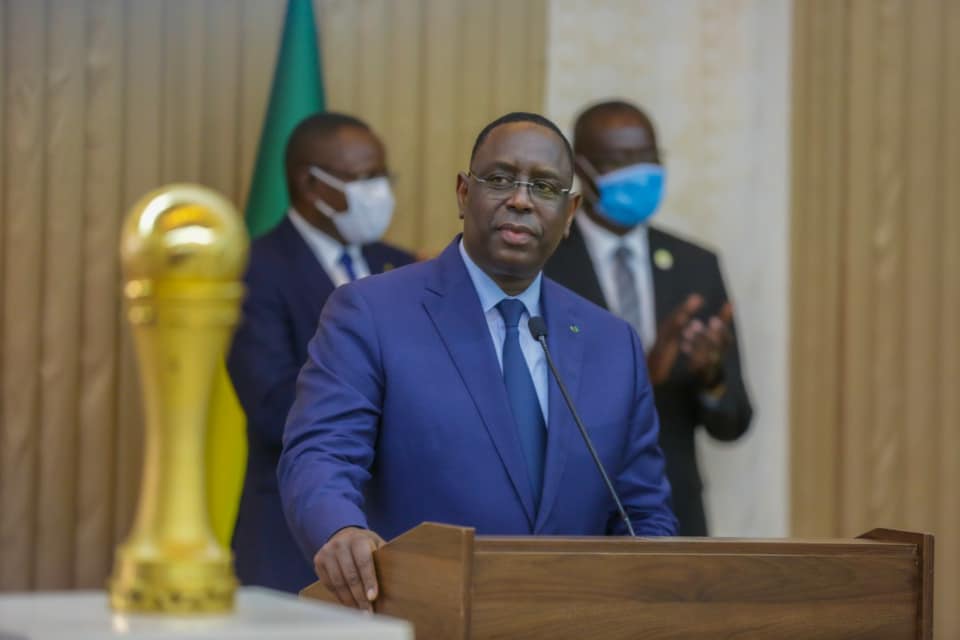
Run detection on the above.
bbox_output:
[301,523,933,639]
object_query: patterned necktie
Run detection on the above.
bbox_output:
[338,250,358,282]
[613,244,645,337]
[496,298,546,506]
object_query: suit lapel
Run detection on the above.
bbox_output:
[362,244,393,275]
[534,280,583,531]
[548,222,609,309]
[421,241,537,526]
[647,227,673,323]
[277,217,337,311]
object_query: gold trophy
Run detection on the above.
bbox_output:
[109,184,248,613]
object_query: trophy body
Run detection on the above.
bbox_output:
[109,185,248,613]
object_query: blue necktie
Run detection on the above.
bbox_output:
[496,298,546,507]
[339,250,358,281]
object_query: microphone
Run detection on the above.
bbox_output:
[528,316,636,537]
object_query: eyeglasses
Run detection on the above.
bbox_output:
[467,171,573,204]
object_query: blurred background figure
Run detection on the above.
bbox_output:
[226,112,414,593]
[545,100,752,536]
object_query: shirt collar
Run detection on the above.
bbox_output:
[458,238,542,316]
[287,207,362,269]
[575,209,649,260]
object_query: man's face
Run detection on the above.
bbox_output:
[575,112,660,185]
[302,126,388,212]
[457,122,580,282]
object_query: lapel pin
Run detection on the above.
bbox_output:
[382,262,394,273]
[569,324,580,334]
[653,248,674,271]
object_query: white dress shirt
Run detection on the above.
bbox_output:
[458,240,549,422]
[287,208,371,286]
[575,211,657,351]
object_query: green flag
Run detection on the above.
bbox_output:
[205,0,326,546]
[245,0,326,238]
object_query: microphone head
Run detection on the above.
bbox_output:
[528,316,548,340]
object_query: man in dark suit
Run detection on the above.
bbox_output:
[226,112,415,593]
[279,112,676,610]
[544,100,752,536]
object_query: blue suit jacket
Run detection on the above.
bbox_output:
[279,237,676,557]
[226,216,414,593]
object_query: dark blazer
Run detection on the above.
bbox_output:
[226,216,415,593]
[278,237,676,560]
[544,220,752,535]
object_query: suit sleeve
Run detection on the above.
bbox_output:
[277,284,383,559]
[696,256,753,441]
[610,324,679,537]
[226,263,302,449]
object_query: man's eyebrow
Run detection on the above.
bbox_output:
[473,161,519,174]
[474,161,566,181]
[528,166,565,180]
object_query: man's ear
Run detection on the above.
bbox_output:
[456,172,469,219]
[295,165,315,199]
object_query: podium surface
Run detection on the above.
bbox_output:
[0,587,412,639]
[303,523,934,640]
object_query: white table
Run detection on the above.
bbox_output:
[0,587,413,639]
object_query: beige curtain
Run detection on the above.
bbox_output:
[791,0,960,635]
[0,0,546,591]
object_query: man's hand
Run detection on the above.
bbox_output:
[680,302,734,388]
[647,294,704,385]
[647,295,735,388]
[313,527,386,610]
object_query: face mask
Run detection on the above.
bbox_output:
[586,162,666,228]
[310,166,395,245]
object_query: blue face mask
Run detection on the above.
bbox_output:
[593,163,665,228]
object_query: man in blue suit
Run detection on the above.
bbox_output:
[227,112,415,593]
[279,112,676,610]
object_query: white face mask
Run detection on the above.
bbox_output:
[310,166,395,246]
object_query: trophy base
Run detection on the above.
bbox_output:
[109,550,237,614]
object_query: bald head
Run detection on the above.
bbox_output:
[471,111,574,176]
[572,100,660,174]
[284,112,375,194]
